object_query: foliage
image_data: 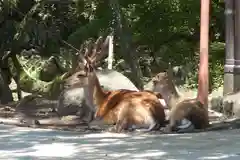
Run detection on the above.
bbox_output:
[0,0,225,95]
[184,42,225,90]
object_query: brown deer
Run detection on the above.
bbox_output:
[55,36,139,124]
[152,66,209,133]
[64,36,166,132]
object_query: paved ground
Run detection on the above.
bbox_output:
[0,124,240,160]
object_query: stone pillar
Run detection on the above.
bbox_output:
[233,0,240,92]
[223,0,240,117]
[224,0,235,95]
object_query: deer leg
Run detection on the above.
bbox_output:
[75,108,93,127]
[136,117,159,132]
[163,116,177,133]
[85,110,94,129]
[115,118,128,133]
[113,107,129,133]
[139,122,158,132]
[87,110,94,123]
[106,122,124,132]
[163,124,174,133]
[76,108,85,119]
[136,123,159,133]
[148,122,160,131]
[146,113,163,131]
[106,119,126,133]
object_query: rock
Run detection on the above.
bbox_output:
[209,96,223,113]
[222,91,240,118]
[56,87,94,123]
[144,80,154,91]
[96,69,138,91]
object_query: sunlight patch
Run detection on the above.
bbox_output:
[10,127,52,133]
[0,134,15,138]
[21,143,78,157]
[131,151,166,158]
[0,149,30,158]
[80,147,99,153]
[178,136,193,139]
[107,152,130,158]
[94,142,114,147]
[199,154,238,160]
[132,136,146,140]
[56,136,81,140]
[82,132,129,139]
[99,138,119,142]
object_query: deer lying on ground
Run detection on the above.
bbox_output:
[152,67,209,133]
[55,36,139,124]
[64,36,166,132]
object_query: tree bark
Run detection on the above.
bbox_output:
[11,54,22,100]
[0,69,13,104]
[109,0,144,90]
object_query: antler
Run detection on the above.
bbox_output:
[87,36,110,65]
[76,41,89,66]
[86,36,104,65]
[76,35,110,68]
[76,38,96,66]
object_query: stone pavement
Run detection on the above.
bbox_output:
[0,124,240,160]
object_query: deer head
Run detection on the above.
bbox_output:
[152,64,180,108]
[62,36,110,112]
[152,64,176,94]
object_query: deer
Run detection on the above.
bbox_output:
[52,36,138,124]
[63,36,166,133]
[152,66,209,133]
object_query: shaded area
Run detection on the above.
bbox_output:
[1,96,240,134]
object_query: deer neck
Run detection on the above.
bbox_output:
[158,84,181,109]
[168,90,181,109]
[84,72,106,110]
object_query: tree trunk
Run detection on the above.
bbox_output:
[11,54,22,100]
[109,0,144,90]
[0,69,13,104]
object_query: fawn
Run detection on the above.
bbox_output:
[152,67,209,133]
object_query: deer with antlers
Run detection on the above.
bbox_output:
[151,66,209,133]
[53,36,140,125]
[63,36,166,132]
